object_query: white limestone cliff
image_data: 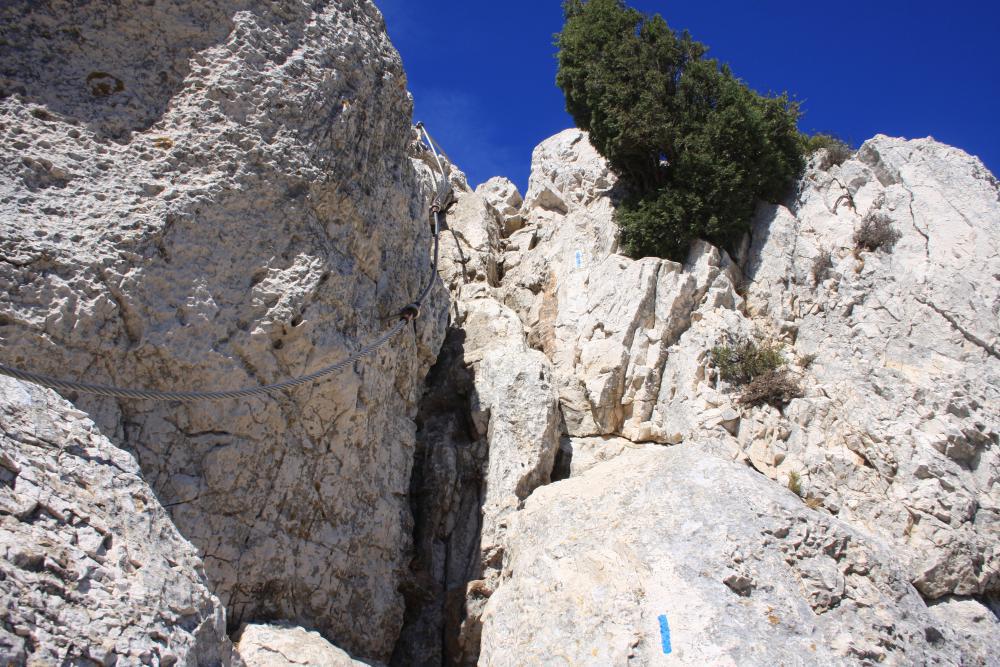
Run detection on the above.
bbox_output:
[412,129,999,665]
[0,0,446,663]
[1,0,997,664]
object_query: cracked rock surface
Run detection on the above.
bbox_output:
[237,624,371,666]
[447,130,999,664]
[0,377,237,666]
[481,446,991,666]
[0,0,447,661]
[741,136,1000,601]
[3,0,998,662]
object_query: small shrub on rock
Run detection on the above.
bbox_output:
[711,338,785,386]
[854,213,901,252]
[740,369,803,408]
[786,470,803,496]
[811,248,833,285]
[802,133,853,169]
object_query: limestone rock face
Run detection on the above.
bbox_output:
[237,624,370,667]
[475,177,523,237]
[394,192,559,665]
[463,130,999,664]
[0,0,447,661]
[521,128,615,216]
[0,377,236,666]
[480,447,994,666]
[741,135,1000,601]
[499,129,743,443]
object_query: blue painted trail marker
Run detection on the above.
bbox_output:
[574,250,583,269]
[657,614,673,655]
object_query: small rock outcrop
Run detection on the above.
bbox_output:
[0,377,236,666]
[1,0,446,661]
[475,177,523,237]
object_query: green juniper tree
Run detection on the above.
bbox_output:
[556,0,804,260]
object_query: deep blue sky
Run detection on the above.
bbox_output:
[379,1,999,193]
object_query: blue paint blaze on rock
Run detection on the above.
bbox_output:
[658,614,672,655]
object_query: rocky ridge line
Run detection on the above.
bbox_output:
[396,128,999,665]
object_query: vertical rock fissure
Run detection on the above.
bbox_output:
[391,325,488,666]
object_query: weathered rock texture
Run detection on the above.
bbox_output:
[394,178,560,664]
[0,0,446,661]
[402,129,999,664]
[0,377,236,666]
[481,446,991,665]
[741,137,1000,602]
[4,1,998,661]
[475,177,523,237]
[237,623,370,667]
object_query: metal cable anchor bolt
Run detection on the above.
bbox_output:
[398,303,421,322]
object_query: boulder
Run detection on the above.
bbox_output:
[0,377,236,666]
[238,624,372,667]
[480,446,986,666]
[476,176,524,237]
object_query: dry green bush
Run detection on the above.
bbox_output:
[803,133,853,169]
[711,338,785,386]
[739,369,803,408]
[811,248,833,284]
[786,470,803,496]
[854,212,901,252]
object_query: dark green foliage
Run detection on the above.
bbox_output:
[801,132,853,169]
[854,212,901,252]
[556,0,804,260]
[711,338,785,386]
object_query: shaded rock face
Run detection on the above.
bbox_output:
[394,173,560,664]
[400,129,998,665]
[0,0,446,661]
[0,377,236,666]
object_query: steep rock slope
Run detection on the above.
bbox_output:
[742,137,999,601]
[0,0,447,661]
[0,377,236,666]
[404,129,998,665]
